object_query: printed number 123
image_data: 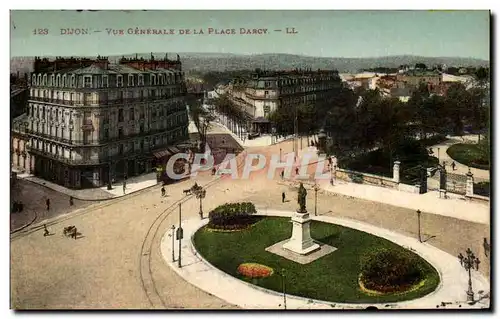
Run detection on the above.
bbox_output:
[34,29,49,35]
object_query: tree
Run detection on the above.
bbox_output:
[444,83,470,136]
[415,63,427,70]
[210,93,250,137]
[187,94,215,152]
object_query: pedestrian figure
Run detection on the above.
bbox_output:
[451,161,456,171]
[458,253,464,266]
[280,171,284,180]
[282,192,286,203]
[474,258,480,271]
[212,167,216,175]
[69,196,74,206]
[123,181,126,194]
[46,198,50,211]
[295,167,299,175]
[161,186,166,197]
[43,224,50,237]
[330,177,334,186]
[483,238,490,257]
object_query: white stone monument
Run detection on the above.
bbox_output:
[282,183,320,255]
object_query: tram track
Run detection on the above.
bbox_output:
[138,151,247,309]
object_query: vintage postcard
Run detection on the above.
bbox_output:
[10,9,490,310]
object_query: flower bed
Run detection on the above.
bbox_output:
[208,202,260,231]
[237,263,274,279]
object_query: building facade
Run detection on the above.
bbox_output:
[16,55,189,189]
[221,69,343,133]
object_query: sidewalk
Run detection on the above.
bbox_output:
[161,212,490,309]
[19,172,159,201]
[209,121,298,148]
[318,179,489,225]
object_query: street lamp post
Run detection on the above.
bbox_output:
[416,209,422,242]
[178,203,183,268]
[171,225,176,262]
[314,184,320,216]
[281,268,287,309]
[458,248,479,302]
[437,147,440,163]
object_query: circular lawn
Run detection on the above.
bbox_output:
[193,216,440,304]
[446,143,489,170]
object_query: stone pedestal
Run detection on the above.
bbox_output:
[282,210,320,255]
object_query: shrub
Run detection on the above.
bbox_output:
[360,248,424,293]
[208,202,259,230]
[237,263,274,279]
[474,181,490,197]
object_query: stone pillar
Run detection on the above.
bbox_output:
[393,161,401,183]
[466,170,474,197]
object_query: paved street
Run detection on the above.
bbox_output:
[11,155,490,308]
[10,179,96,231]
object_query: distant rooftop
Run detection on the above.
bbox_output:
[402,70,440,77]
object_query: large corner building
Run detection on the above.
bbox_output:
[12,55,190,189]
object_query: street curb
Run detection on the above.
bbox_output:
[23,177,162,201]
[10,212,37,234]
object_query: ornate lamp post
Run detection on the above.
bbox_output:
[171,225,176,262]
[416,209,422,242]
[458,248,479,302]
[196,188,207,219]
[314,183,320,216]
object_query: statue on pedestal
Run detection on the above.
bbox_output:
[297,182,307,213]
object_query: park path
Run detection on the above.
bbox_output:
[429,135,489,180]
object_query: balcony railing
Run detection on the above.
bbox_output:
[26,143,176,166]
[24,122,188,147]
[29,95,185,106]
[26,146,103,166]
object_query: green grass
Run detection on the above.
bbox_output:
[447,144,490,170]
[193,217,440,303]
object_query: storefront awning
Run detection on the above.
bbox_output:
[168,146,180,154]
[153,149,172,159]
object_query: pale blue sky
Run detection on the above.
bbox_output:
[10,10,490,59]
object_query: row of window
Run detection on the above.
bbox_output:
[31,88,184,103]
[32,72,185,89]
[29,126,188,160]
[260,76,339,88]
[29,112,187,143]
